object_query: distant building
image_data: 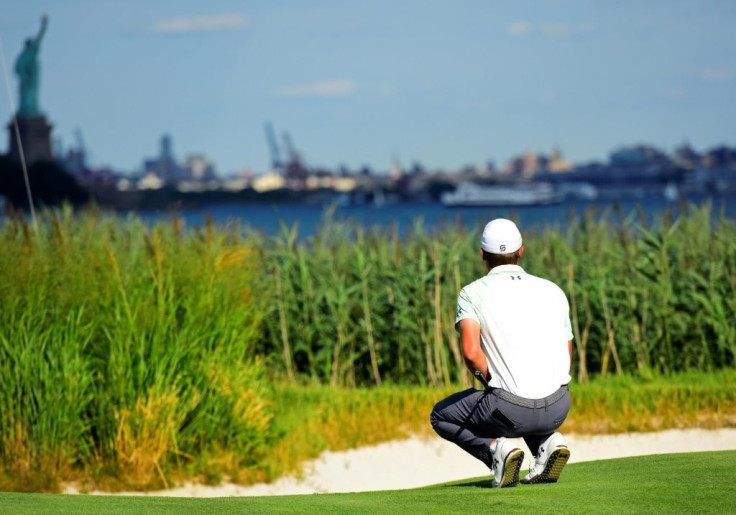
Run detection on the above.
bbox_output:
[222,174,250,192]
[143,134,184,182]
[609,145,671,171]
[252,172,285,192]
[183,154,217,181]
[504,149,571,178]
[137,172,165,190]
[702,146,736,169]
[674,143,701,169]
[139,134,220,190]
[390,158,403,180]
[547,148,572,173]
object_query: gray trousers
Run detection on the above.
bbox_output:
[430,386,570,468]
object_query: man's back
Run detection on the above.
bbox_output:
[458,264,572,398]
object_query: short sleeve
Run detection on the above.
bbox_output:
[455,287,479,327]
[563,314,573,340]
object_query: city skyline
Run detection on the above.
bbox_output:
[1,1,735,176]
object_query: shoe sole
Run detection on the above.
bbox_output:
[523,447,570,484]
[493,449,524,488]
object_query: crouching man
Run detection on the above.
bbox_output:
[430,218,573,487]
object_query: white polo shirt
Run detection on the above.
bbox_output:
[456,264,573,399]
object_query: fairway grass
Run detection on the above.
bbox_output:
[2,451,734,514]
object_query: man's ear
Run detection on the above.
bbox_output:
[518,245,525,259]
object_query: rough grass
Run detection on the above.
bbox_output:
[566,369,736,433]
[2,370,733,493]
[2,452,735,514]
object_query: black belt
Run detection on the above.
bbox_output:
[492,385,568,409]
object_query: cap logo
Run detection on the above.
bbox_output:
[500,244,506,251]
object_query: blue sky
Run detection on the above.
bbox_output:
[0,1,735,176]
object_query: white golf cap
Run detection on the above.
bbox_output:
[480,218,522,254]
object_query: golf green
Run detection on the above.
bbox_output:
[2,451,734,514]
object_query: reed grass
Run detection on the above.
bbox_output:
[0,201,735,491]
[259,201,736,384]
[0,207,272,491]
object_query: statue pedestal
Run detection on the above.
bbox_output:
[7,115,53,165]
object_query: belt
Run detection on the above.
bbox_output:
[491,385,568,409]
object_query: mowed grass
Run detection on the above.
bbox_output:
[2,452,734,514]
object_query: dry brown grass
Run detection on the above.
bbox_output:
[114,389,192,489]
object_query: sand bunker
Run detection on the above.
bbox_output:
[64,428,736,497]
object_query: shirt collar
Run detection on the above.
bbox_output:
[487,264,526,276]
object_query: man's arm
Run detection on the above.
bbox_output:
[458,318,488,380]
[568,340,572,359]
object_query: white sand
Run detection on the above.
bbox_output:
[64,428,736,497]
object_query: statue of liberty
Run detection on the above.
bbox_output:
[15,14,48,117]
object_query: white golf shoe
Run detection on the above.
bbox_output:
[491,437,525,488]
[522,432,570,484]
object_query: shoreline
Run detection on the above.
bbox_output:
[63,428,736,497]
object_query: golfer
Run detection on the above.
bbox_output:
[430,218,573,488]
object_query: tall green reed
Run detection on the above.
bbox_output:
[0,208,272,489]
[261,201,736,385]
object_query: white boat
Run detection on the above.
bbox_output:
[441,182,564,207]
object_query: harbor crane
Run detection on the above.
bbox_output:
[263,122,309,184]
[263,122,282,173]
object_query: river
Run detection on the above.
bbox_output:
[132,193,736,237]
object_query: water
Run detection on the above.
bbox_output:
[133,193,736,237]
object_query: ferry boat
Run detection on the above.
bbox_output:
[441,182,564,207]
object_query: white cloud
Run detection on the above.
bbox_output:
[153,14,248,34]
[507,21,533,37]
[275,79,357,98]
[698,67,736,82]
[507,21,593,38]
